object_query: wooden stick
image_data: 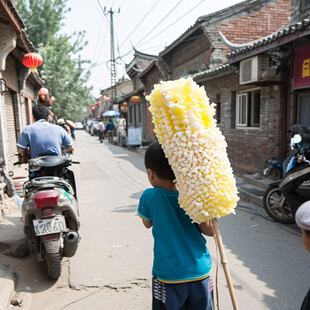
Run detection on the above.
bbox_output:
[213,218,239,310]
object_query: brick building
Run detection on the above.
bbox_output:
[225,0,310,170]
[0,0,43,170]
[136,0,292,173]
[124,49,156,143]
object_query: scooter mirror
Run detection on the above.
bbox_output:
[293,134,302,144]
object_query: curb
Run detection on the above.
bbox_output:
[0,265,15,310]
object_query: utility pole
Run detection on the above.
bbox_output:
[104,7,120,108]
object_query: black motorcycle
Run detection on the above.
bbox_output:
[263,125,310,223]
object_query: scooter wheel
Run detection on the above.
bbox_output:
[46,252,62,280]
[263,185,294,224]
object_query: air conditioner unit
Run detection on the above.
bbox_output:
[239,55,276,84]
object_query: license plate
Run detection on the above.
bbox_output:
[33,216,67,236]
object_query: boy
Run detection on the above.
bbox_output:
[138,140,214,310]
[295,201,310,310]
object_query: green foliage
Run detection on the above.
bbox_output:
[17,0,94,121]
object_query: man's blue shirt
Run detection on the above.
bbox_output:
[17,120,73,158]
[138,187,212,283]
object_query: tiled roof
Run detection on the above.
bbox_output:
[192,64,234,82]
[228,18,310,59]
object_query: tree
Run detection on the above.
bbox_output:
[17,0,94,121]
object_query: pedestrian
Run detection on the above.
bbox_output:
[137,140,214,309]
[17,105,73,162]
[105,118,115,143]
[295,201,310,310]
[98,121,105,142]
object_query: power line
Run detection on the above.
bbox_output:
[137,0,205,49]
[119,0,159,48]
[134,0,184,48]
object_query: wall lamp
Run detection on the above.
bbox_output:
[0,78,8,95]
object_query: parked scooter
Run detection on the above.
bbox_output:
[21,155,80,280]
[263,124,310,223]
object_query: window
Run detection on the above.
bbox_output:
[216,94,221,124]
[301,0,310,11]
[136,103,142,123]
[236,90,260,127]
[297,94,310,127]
[129,105,134,124]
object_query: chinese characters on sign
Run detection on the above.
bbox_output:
[294,45,310,89]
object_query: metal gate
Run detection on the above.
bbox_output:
[4,89,18,168]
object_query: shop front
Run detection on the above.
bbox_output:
[294,44,310,127]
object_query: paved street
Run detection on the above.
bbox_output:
[1,130,310,310]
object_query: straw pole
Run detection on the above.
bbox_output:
[213,218,239,310]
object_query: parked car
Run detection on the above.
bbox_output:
[90,121,99,136]
[75,122,83,130]
[85,120,92,132]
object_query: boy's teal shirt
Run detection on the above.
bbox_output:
[138,187,212,283]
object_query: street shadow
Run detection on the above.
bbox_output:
[217,201,309,310]
[111,203,139,213]
[111,191,144,213]
[104,142,146,173]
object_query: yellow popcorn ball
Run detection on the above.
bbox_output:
[147,77,239,223]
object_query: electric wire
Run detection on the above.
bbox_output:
[119,0,159,48]
[91,18,104,61]
[137,0,205,49]
[134,0,184,48]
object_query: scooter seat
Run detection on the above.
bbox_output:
[36,156,71,167]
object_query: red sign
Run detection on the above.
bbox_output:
[294,45,310,89]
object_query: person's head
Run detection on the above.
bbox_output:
[32,104,50,121]
[295,201,310,252]
[109,118,113,123]
[144,140,175,188]
[57,118,65,125]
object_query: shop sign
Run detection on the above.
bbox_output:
[294,45,310,89]
[128,127,142,146]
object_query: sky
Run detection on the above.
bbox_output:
[61,0,243,98]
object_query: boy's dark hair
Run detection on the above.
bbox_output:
[145,140,175,181]
[33,104,49,121]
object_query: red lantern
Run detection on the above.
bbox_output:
[50,96,55,102]
[97,101,102,105]
[39,87,49,95]
[104,96,110,102]
[89,107,93,111]
[22,52,43,72]
[131,96,140,102]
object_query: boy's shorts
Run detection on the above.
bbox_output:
[152,275,212,310]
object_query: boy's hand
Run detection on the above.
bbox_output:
[198,220,214,236]
[142,218,153,229]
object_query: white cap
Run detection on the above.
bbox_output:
[295,201,310,231]
[57,118,65,125]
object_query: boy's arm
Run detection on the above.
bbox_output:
[141,218,153,229]
[198,220,214,236]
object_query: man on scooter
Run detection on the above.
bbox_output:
[17,105,74,163]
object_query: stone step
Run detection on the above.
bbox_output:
[241,173,275,190]
[237,183,264,208]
